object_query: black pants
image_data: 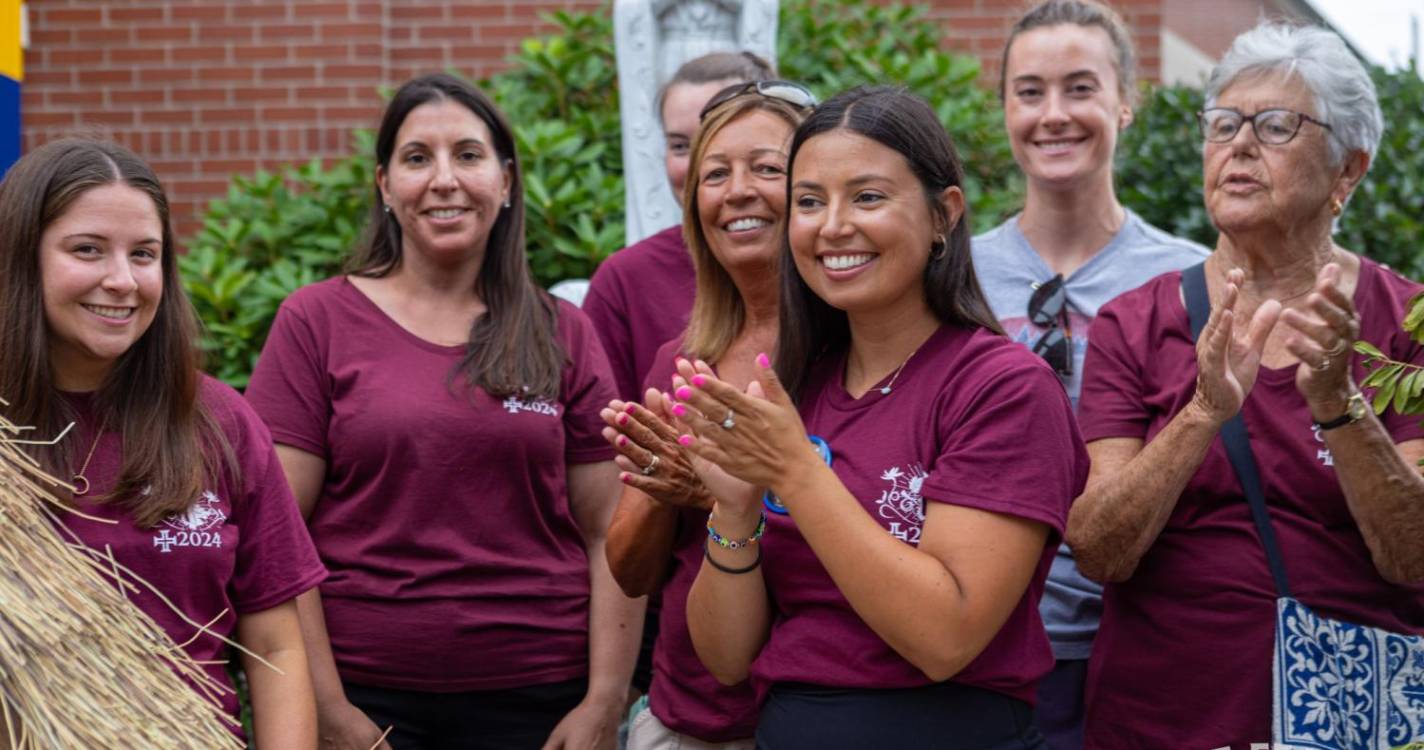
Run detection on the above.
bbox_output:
[756,681,1046,750]
[344,678,586,750]
[1034,659,1086,750]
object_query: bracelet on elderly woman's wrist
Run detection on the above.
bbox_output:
[703,538,762,574]
[706,511,766,549]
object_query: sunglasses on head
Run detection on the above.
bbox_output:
[699,80,818,122]
[1028,274,1073,377]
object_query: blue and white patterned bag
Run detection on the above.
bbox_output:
[1273,597,1424,749]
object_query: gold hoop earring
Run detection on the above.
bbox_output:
[931,234,948,261]
[1330,198,1343,217]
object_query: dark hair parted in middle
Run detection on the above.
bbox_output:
[348,73,564,400]
[775,86,1003,399]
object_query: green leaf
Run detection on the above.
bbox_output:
[1353,341,1385,359]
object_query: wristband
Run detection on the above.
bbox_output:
[707,511,766,549]
[703,538,762,574]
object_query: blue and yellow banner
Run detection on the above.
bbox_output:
[0,1,21,176]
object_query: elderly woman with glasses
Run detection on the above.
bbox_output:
[1066,23,1424,749]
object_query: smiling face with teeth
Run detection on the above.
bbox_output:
[789,129,963,321]
[378,98,512,270]
[1003,24,1132,194]
[40,183,164,390]
[693,109,794,273]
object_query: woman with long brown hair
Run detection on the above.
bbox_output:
[0,137,325,747]
[246,73,640,750]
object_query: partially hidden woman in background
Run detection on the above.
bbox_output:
[603,81,813,750]
[1067,24,1424,749]
[676,86,1088,748]
[971,2,1207,746]
[0,138,326,747]
[246,74,639,750]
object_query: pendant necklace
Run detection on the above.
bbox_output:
[878,340,928,396]
[72,428,103,496]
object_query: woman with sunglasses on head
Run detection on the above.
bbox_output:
[672,86,1087,749]
[1066,24,1424,749]
[0,138,326,747]
[969,3,1207,746]
[585,51,776,406]
[245,74,639,750]
[602,80,813,750]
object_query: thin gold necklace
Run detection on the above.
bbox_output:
[878,340,929,396]
[72,428,103,496]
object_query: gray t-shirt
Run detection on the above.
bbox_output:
[971,209,1209,660]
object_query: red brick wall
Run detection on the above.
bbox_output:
[21,0,1161,239]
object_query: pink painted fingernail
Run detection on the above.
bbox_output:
[617,413,629,426]
[678,435,694,447]
[756,352,771,368]
[671,403,687,418]
[617,435,628,447]
[619,472,631,483]
[676,386,693,400]
[692,374,707,387]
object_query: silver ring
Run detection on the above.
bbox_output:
[721,409,735,430]
[640,455,661,476]
[1327,339,1349,356]
[1317,356,1331,372]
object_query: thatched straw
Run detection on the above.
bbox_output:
[0,402,246,749]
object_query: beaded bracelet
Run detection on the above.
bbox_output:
[707,511,766,550]
[704,538,762,575]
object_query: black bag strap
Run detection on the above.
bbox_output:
[1182,262,1293,597]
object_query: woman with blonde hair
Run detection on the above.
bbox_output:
[603,79,814,750]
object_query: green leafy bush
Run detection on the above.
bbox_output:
[180,133,373,388]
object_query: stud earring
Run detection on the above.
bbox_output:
[383,204,391,214]
[502,197,511,209]
[1330,197,1343,217]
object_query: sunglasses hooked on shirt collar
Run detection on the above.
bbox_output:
[1028,274,1073,377]
[699,80,819,122]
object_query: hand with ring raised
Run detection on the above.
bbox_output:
[1278,262,1363,409]
[600,390,712,511]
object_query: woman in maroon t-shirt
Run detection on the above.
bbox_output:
[0,138,324,745]
[245,74,640,750]
[669,87,1087,748]
[1067,23,1424,749]
[602,84,813,749]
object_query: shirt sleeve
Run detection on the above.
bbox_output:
[245,297,331,457]
[919,356,1087,539]
[212,385,327,614]
[558,300,619,464]
[1078,296,1153,442]
[582,260,641,403]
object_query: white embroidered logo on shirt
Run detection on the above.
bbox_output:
[502,395,560,417]
[877,464,929,545]
[152,490,226,553]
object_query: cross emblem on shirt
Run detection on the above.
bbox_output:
[153,530,178,553]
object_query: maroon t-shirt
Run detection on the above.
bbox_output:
[1078,259,1424,750]
[639,339,759,741]
[751,324,1088,703]
[245,277,617,691]
[583,225,696,402]
[60,377,327,726]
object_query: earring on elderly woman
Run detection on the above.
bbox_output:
[1330,198,1343,216]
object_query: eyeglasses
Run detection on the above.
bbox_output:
[699,80,818,122]
[1197,107,1334,146]
[763,435,831,516]
[1028,274,1073,377]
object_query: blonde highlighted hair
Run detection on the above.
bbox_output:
[680,93,809,363]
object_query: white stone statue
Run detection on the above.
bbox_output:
[614,0,779,245]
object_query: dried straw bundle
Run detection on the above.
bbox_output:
[0,406,245,749]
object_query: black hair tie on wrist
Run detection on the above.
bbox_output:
[703,538,762,575]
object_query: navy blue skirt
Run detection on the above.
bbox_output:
[756,681,1047,750]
